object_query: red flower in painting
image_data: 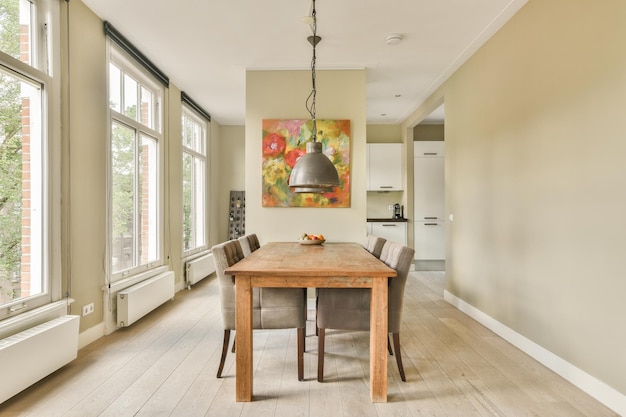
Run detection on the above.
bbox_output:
[263,132,286,157]
[285,148,305,168]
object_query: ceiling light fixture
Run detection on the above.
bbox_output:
[386,33,403,46]
[289,0,340,194]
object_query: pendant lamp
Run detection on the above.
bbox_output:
[289,0,340,193]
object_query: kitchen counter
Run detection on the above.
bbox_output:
[367,218,408,222]
[367,219,408,244]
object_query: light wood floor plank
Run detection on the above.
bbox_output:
[0,272,619,417]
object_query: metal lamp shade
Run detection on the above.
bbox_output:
[289,141,340,193]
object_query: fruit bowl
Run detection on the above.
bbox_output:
[299,233,325,245]
[298,238,325,245]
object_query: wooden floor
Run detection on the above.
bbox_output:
[0,271,618,417]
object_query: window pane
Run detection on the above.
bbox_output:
[182,112,204,153]
[109,63,121,112]
[111,122,136,272]
[181,108,207,253]
[140,86,153,129]
[182,152,192,250]
[193,157,205,248]
[182,114,193,149]
[182,153,205,251]
[123,73,138,120]
[0,0,32,65]
[193,124,204,154]
[0,69,44,305]
[138,134,158,264]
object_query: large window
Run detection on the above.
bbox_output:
[0,0,59,320]
[181,105,208,254]
[108,45,163,278]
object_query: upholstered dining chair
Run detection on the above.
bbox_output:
[364,234,386,258]
[314,235,386,337]
[316,241,415,382]
[212,239,306,380]
[238,233,260,256]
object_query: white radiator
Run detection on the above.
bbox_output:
[117,271,175,327]
[0,315,79,403]
[185,252,215,288]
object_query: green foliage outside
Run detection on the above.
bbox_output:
[0,0,23,302]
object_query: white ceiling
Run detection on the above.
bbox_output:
[81,0,527,126]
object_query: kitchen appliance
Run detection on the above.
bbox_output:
[393,203,404,219]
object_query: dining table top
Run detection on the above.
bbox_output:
[224,241,397,279]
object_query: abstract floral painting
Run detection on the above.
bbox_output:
[262,119,350,207]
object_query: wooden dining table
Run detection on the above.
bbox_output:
[224,241,397,403]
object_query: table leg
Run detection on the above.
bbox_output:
[370,277,388,402]
[235,275,253,401]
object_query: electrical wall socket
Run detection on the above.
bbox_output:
[388,205,394,210]
[82,302,94,316]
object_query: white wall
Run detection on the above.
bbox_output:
[245,70,367,244]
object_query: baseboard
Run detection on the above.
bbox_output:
[78,322,105,350]
[414,259,445,271]
[443,290,626,416]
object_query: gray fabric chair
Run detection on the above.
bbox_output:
[238,233,260,257]
[364,234,386,258]
[314,235,386,337]
[316,241,415,382]
[212,239,306,380]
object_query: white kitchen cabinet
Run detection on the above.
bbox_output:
[367,143,403,191]
[413,140,445,157]
[367,221,407,245]
[413,221,445,260]
[413,141,445,260]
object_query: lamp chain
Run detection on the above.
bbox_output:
[307,0,318,142]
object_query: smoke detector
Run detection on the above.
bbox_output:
[386,34,403,46]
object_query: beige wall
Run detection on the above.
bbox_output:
[366,124,402,143]
[63,0,108,332]
[366,124,405,219]
[245,70,367,244]
[216,125,245,242]
[405,0,626,397]
[64,1,223,334]
[413,124,444,142]
[218,122,407,231]
[63,0,626,403]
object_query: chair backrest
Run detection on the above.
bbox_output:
[211,238,304,331]
[248,234,261,251]
[238,235,252,256]
[238,234,261,257]
[211,239,247,329]
[379,241,415,333]
[364,234,386,259]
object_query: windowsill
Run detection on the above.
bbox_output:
[183,249,212,263]
[104,265,170,293]
[0,299,74,340]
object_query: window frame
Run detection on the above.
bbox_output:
[106,42,165,283]
[0,0,61,321]
[181,103,209,257]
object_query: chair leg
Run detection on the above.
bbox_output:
[298,327,305,381]
[217,329,231,378]
[392,333,406,382]
[231,334,236,353]
[388,335,393,356]
[315,291,319,336]
[303,293,308,352]
[317,327,325,382]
